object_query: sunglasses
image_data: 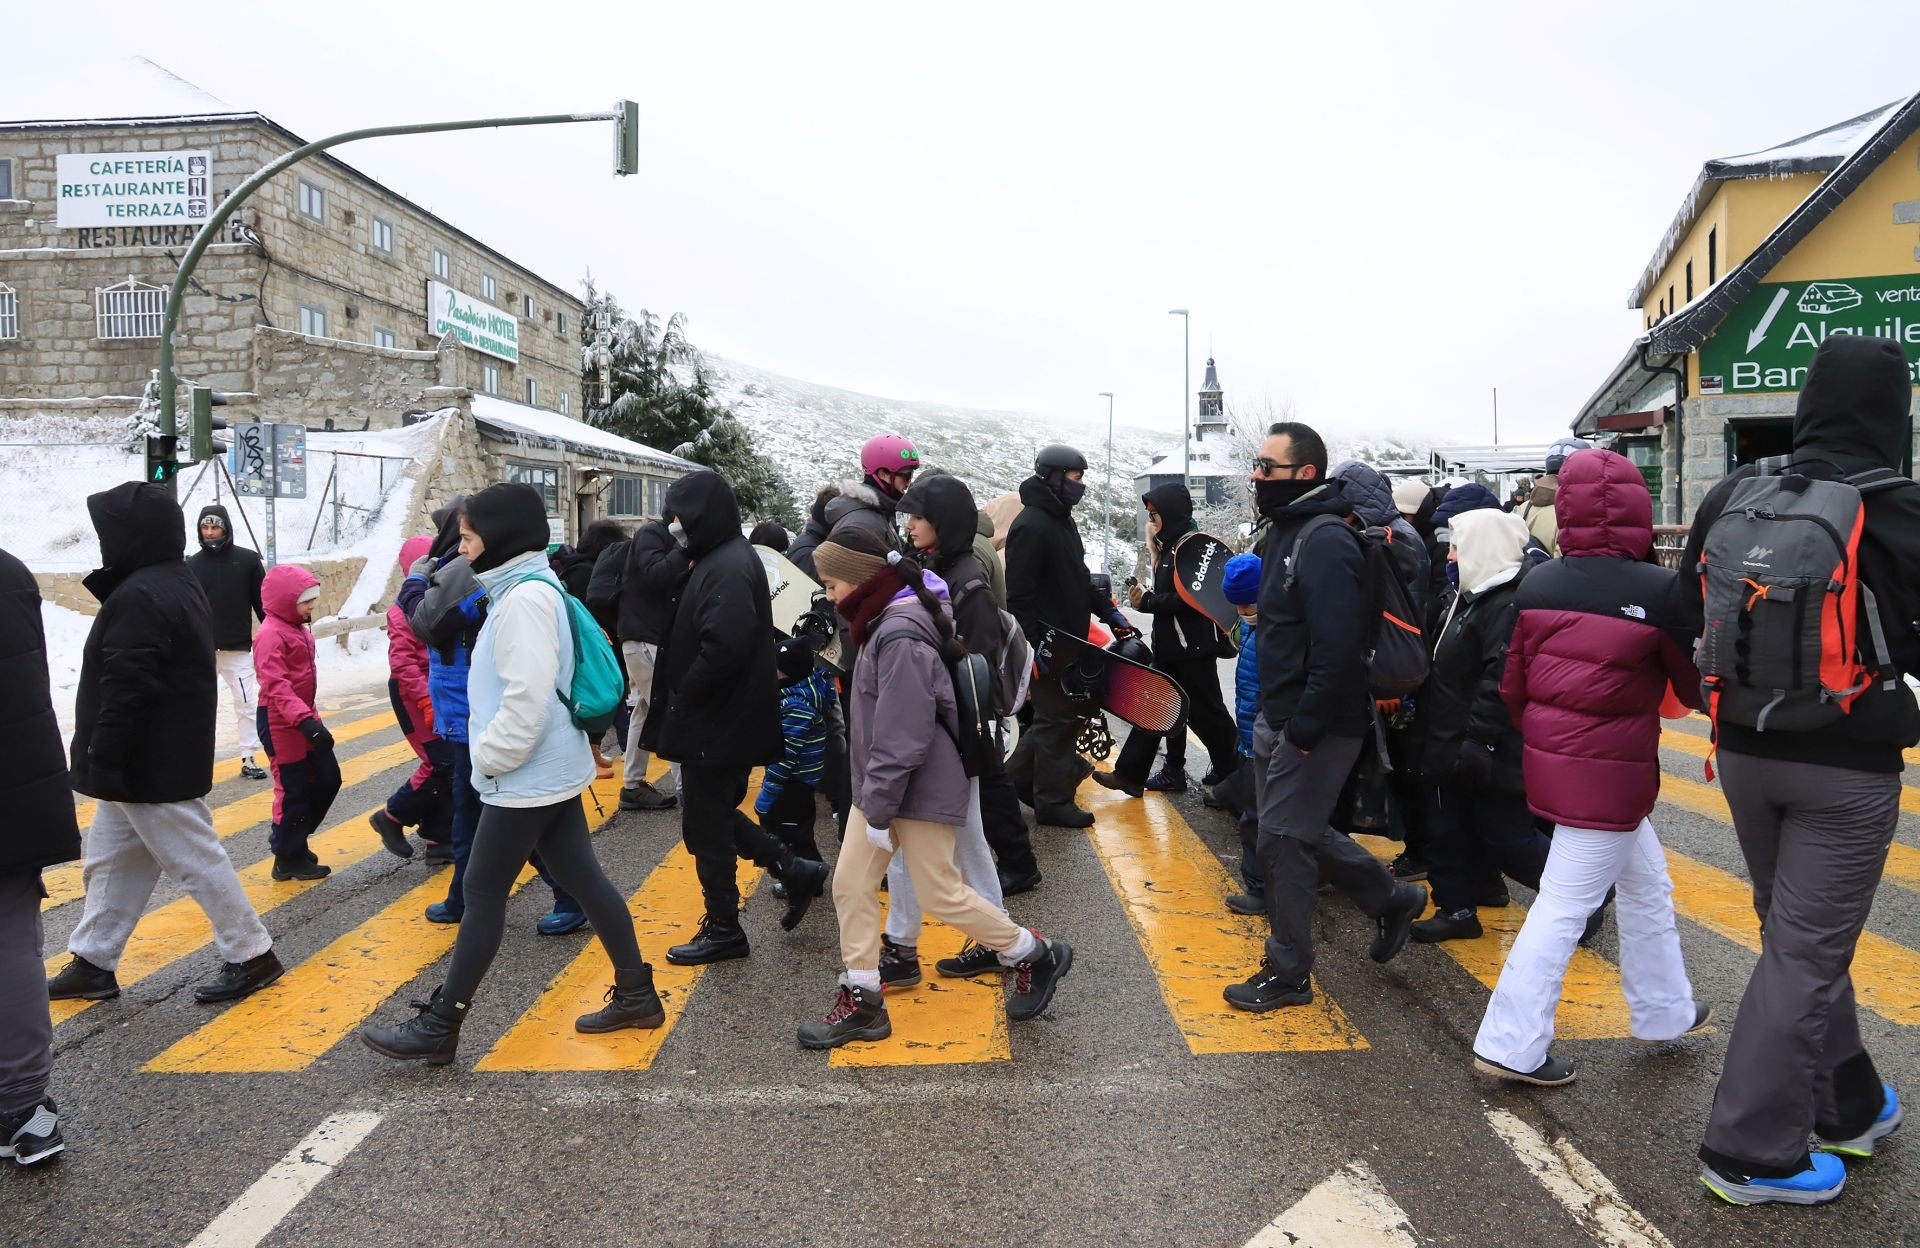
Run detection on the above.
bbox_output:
[1252,457,1305,476]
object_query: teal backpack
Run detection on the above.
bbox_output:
[500,573,625,736]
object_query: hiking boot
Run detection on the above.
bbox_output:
[1200,764,1233,787]
[537,909,589,936]
[194,950,285,1003]
[1700,1155,1846,1207]
[1388,852,1428,882]
[998,866,1043,897]
[1369,883,1427,963]
[1223,958,1313,1011]
[421,840,454,867]
[1145,767,1187,793]
[1224,892,1266,916]
[272,857,331,882]
[424,901,461,924]
[361,987,467,1066]
[778,855,830,932]
[239,756,269,781]
[619,781,676,812]
[935,939,1003,979]
[1092,770,1143,798]
[879,937,922,991]
[667,919,749,966]
[770,879,788,900]
[0,1100,63,1167]
[1639,1000,1713,1044]
[47,955,119,1001]
[1814,1082,1904,1158]
[574,966,666,1033]
[798,982,891,1050]
[1473,1052,1576,1087]
[1201,784,1229,810]
[1006,933,1073,1021]
[369,810,414,859]
[1412,908,1482,943]
[1034,803,1095,829]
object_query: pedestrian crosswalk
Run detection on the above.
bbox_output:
[47,712,1920,1076]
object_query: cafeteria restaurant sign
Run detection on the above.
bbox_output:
[427,280,519,364]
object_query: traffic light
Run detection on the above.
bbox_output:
[189,385,230,462]
[144,435,179,485]
[614,99,640,177]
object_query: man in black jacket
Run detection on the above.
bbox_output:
[1005,444,1133,828]
[0,546,82,1165]
[1225,423,1426,1012]
[640,471,829,963]
[615,516,684,811]
[1688,335,1920,1205]
[186,504,267,780]
[47,484,282,1011]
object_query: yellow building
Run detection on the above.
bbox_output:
[1575,91,1920,522]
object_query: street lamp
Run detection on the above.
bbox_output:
[1168,309,1190,484]
[1098,391,1115,572]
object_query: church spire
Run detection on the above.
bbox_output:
[1196,356,1225,429]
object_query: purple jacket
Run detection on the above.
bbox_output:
[849,575,972,829]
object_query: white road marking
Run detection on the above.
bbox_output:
[1486,1109,1674,1248]
[1244,1161,1420,1248]
[185,1109,384,1248]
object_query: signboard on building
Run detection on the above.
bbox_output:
[1700,274,1920,395]
[54,150,212,229]
[427,280,519,364]
[229,423,308,499]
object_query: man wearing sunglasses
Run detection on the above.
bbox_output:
[824,433,922,552]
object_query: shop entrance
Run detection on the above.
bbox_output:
[1724,418,1794,473]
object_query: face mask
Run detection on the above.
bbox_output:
[1056,478,1087,507]
[668,519,689,550]
[1254,478,1317,514]
[1446,561,1460,586]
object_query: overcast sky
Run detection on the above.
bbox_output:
[9,1,1919,446]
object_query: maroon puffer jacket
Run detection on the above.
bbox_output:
[1499,450,1702,831]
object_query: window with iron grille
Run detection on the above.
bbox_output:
[646,478,667,517]
[298,304,328,338]
[609,475,646,516]
[507,462,559,514]
[373,328,396,349]
[433,249,450,280]
[0,284,17,341]
[95,278,167,339]
[483,364,500,395]
[371,216,394,254]
[297,178,325,222]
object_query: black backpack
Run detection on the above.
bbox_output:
[585,539,630,612]
[1285,515,1429,697]
[875,632,999,778]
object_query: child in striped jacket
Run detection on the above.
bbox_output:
[756,638,833,863]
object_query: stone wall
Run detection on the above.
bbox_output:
[36,554,364,619]
[249,327,440,430]
[1675,392,1920,521]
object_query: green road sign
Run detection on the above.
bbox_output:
[1699,273,1920,396]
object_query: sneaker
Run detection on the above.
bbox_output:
[798,982,891,1050]
[1813,1083,1904,1158]
[421,840,454,867]
[1199,764,1234,788]
[0,1100,64,1167]
[47,955,119,1001]
[879,937,922,991]
[272,857,331,882]
[1638,1000,1712,1044]
[1092,771,1144,799]
[779,856,830,932]
[619,780,677,812]
[239,756,269,781]
[194,950,285,1003]
[1006,933,1073,1021]
[368,810,415,859]
[1034,803,1095,829]
[935,939,1003,979]
[537,909,589,936]
[998,866,1043,897]
[574,966,665,1033]
[1224,893,1266,916]
[1201,784,1230,810]
[424,901,462,924]
[1473,1052,1576,1086]
[1700,1155,1846,1207]
[667,919,750,966]
[1369,882,1427,963]
[1145,767,1187,793]
[1388,853,1428,882]
[1411,908,1482,943]
[770,879,789,900]
[1223,958,1314,1011]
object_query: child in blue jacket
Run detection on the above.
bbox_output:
[757,637,832,864]
[1220,553,1264,915]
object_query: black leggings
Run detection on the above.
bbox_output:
[442,796,644,1004]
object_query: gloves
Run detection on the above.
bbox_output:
[408,554,434,580]
[298,717,335,752]
[1455,739,1495,786]
[415,698,435,734]
[865,823,894,854]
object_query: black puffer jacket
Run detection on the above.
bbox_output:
[186,503,264,651]
[640,472,781,766]
[1135,481,1226,663]
[0,547,81,873]
[1332,461,1431,626]
[1006,476,1122,649]
[70,483,218,803]
[901,474,1004,665]
[1420,562,1528,792]
[786,495,834,582]
[1255,480,1370,749]
[618,519,686,646]
[825,479,903,550]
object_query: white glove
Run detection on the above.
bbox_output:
[865,823,894,854]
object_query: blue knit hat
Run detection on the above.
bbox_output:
[1222,553,1263,606]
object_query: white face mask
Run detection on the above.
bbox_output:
[668,519,688,549]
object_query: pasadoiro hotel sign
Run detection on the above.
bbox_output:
[55,150,212,228]
[427,280,519,364]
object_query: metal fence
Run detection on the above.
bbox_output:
[1652,525,1689,571]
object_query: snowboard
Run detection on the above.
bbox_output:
[1034,624,1188,734]
[754,545,847,674]
[1171,530,1241,640]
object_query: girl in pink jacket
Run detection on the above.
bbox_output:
[254,564,341,880]
[369,536,454,863]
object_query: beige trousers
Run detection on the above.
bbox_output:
[834,807,1025,972]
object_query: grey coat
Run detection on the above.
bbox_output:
[850,591,971,829]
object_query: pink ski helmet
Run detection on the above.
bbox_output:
[861,433,921,492]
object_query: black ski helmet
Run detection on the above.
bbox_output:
[1107,632,1152,667]
[1034,444,1088,476]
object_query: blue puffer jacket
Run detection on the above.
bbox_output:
[1232,615,1259,757]
[756,666,832,813]
[400,554,487,742]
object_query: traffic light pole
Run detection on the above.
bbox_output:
[156,105,637,495]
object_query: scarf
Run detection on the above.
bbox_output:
[836,569,902,647]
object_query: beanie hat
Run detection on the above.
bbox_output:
[813,539,889,588]
[776,635,814,681]
[1222,552,1263,606]
[1391,478,1430,515]
[462,482,551,573]
[296,583,322,606]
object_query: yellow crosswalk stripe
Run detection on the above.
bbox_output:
[45,737,419,911]
[1079,778,1368,1053]
[48,805,387,1026]
[144,784,622,1073]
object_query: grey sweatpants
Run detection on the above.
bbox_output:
[1700,752,1898,1177]
[68,799,272,972]
[0,870,52,1116]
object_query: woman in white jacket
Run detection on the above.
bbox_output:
[362,483,660,1066]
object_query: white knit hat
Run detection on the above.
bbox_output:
[1391,478,1430,515]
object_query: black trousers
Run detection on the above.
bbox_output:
[681,762,796,925]
[269,748,342,864]
[978,748,1038,877]
[1424,782,1548,914]
[1010,676,1085,811]
[760,781,821,863]
[1113,650,1239,783]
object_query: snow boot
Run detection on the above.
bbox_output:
[361,986,467,1065]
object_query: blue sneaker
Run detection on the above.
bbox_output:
[424,902,462,924]
[1701,1153,1846,1206]
[537,909,589,936]
[1814,1083,1904,1158]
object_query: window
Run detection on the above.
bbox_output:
[507,463,559,514]
[95,278,166,339]
[433,249,450,280]
[1708,227,1718,285]
[557,311,568,336]
[371,216,393,254]
[559,391,570,416]
[1668,284,1675,315]
[525,377,539,406]
[523,293,535,319]
[373,328,396,349]
[298,304,328,338]
[482,274,496,301]
[1685,260,1694,303]
[609,475,646,516]
[482,364,500,394]
[0,158,12,200]
[646,478,667,517]
[0,283,17,340]
[297,178,325,222]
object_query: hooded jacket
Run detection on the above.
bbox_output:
[1422,509,1531,790]
[0,546,82,872]
[617,518,687,647]
[972,510,1007,609]
[186,503,265,651]
[849,575,972,828]
[1005,476,1123,650]
[824,479,902,549]
[1521,475,1561,554]
[786,495,834,582]
[387,536,436,746]
[406,552,486,742]
[639,472,782,767]
[69,483,218,804]
[467,551,595,805]
[254,563,322,766]
[1135,482,1225,663]
[1681,334,1920,772]
[902,473,1007,668]
[1255,479,1371,749]
[1333,461,1432,624]
[1502,450,1702,831]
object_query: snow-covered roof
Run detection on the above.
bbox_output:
[0,56,243,127]
[466,395,701,472]
[1141,450,1242,478]
[1429,445,1561,474]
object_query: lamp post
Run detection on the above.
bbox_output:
[1168,308,1190,483]
[1098,390,1115,572]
